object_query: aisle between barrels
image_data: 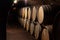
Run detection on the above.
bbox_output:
[6,25,35,40]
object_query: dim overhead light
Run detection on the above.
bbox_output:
[14,0,17,4]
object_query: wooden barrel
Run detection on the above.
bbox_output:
[23,19,27,29]
[21,8,25,18]
[37,5,44,24]
[19,18,24,26]
[34,22,41,39]
[41,28,49,40]
[30,22,34,35]
[45,25,53,33]
[31,6,37,21]
[26,20,30,32]
[37,5,60,25]
[37,5,52,25]
[18,7,27,27]
[19,8,25,18]
[27,7,31,20]
[24,7,28,19]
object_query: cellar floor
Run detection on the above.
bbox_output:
[6,24,35,40]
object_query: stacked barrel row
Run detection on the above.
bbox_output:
[18,5,60,40]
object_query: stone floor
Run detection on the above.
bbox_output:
[6,25,35,40]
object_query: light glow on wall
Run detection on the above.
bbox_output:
[25,0,27,4]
